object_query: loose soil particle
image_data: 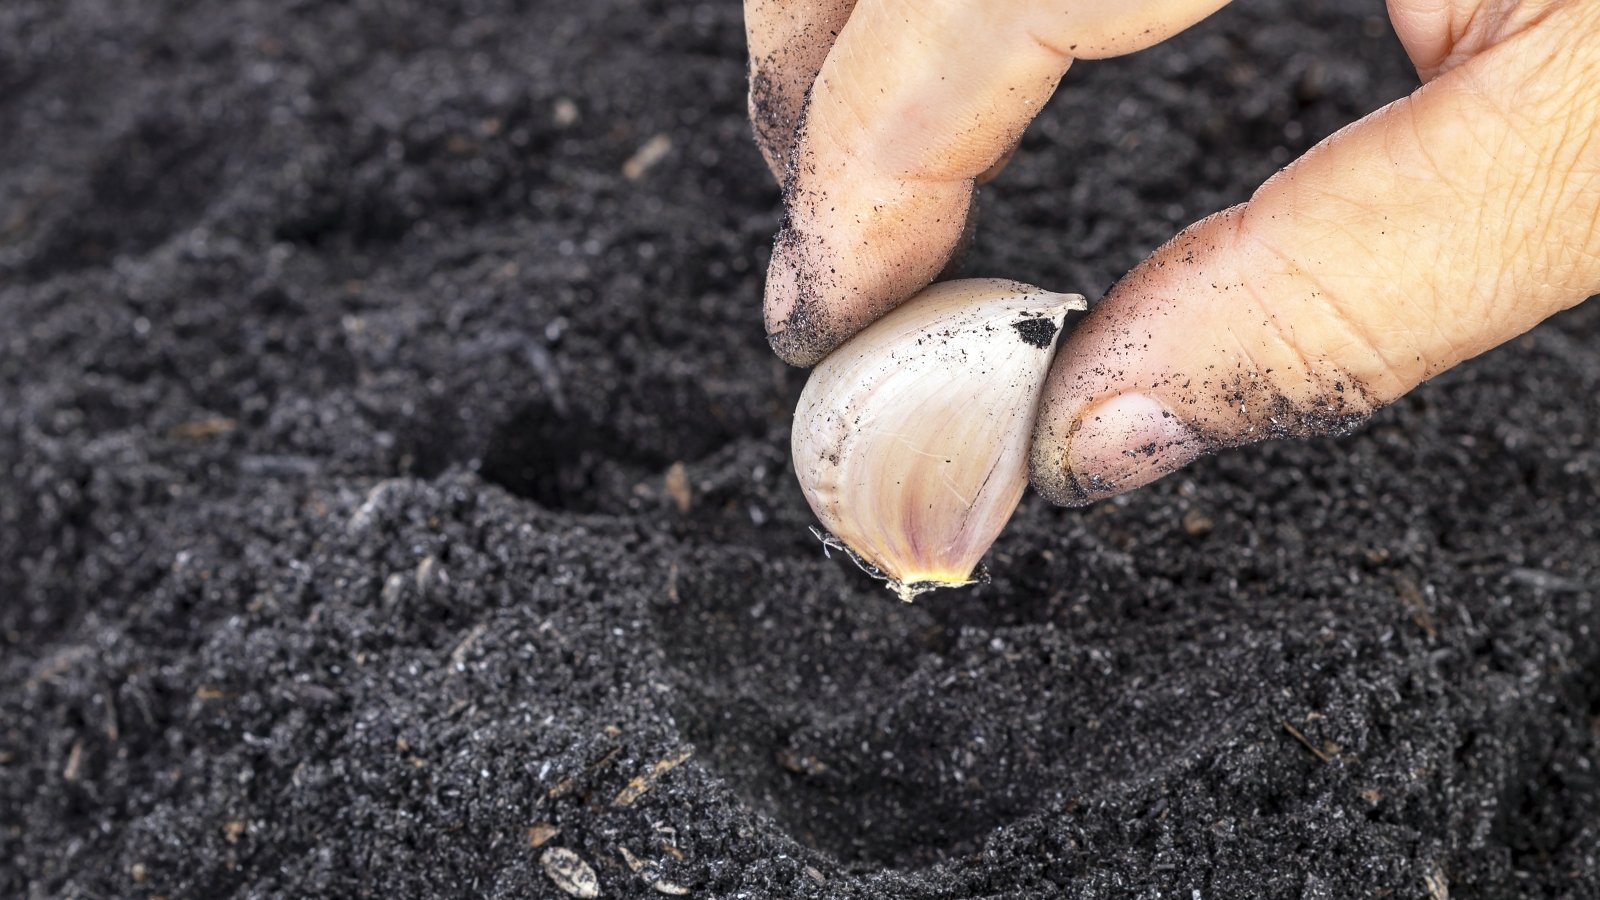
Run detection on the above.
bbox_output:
[1012,315,1062,349]
[2,0,1598,898]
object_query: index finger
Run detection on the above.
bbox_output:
[764,0,1234,367]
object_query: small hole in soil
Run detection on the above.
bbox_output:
[479,373,763,514]
[478,399,666,514]
[651,554,1050,869]
[653,551,1263,872]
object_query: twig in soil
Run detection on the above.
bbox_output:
[448,622,490,669]
[527,822,561,848]
[62,739,84,781]
[1423,863,1449,900]
[167,416,237,441]
[1396,573,1436,638]
[614,746,694,806]
[548,746,622,799]
[1281,720,1334,764]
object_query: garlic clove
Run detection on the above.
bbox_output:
[792,278,1086,601]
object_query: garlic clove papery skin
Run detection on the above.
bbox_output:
[792,278,1086,601]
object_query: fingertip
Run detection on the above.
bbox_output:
[764,310,835,368]
[1027,439,1094,507]
[762,173,975,367]
[1030,392,1207,506]
[763,227,843,367]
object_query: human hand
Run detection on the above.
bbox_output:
[746,0,1600,505]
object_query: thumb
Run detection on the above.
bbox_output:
[1029,2,1600,506]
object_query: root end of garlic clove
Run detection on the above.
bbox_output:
[811,527,989,603]
[890,566,992,604]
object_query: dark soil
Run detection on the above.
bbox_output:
[4,0,1599,897]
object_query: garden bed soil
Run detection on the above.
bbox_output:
[3,0,1598,897]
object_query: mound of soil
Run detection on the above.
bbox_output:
[4,0,1597,897]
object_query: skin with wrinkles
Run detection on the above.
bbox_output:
[1034,0,1600,503]
[746,0,1600,505]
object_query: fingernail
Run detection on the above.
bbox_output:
[1064,393,1203,503]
